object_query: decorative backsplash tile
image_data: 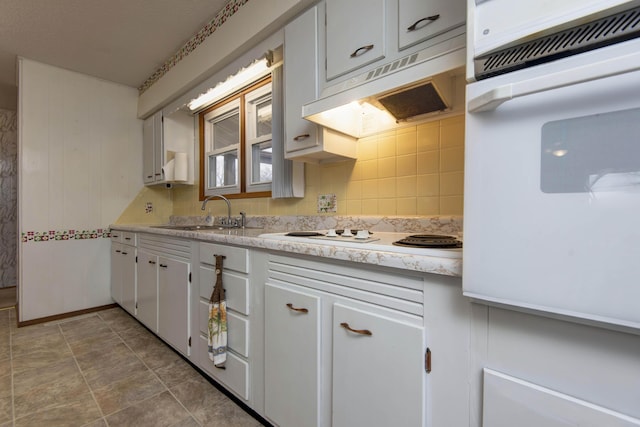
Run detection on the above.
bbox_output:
[139,0,251,94]
[318,194,337,213]
[21,229,111,243]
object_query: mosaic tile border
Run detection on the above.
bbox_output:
[21,229,111,243]
[138,0,251,94]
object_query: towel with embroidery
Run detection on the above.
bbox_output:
[208,255,227,368]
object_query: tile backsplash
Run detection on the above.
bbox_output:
[118,115,465,222]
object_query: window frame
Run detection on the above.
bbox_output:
[244,83,273,193]
[203,98,241,194]
[199,75,272,201]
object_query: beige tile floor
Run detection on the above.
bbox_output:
[0,306,265,427]
[0,287,15,310]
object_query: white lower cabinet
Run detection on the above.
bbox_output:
[265,283,321,427]
[196,242,252,401]
[332,303,424,427]
[110,232,136,314]
[136,234,192,356]
[158,256,190,355]
[264,253,426,427]
[110,243,124,306]
[136,249,158,332]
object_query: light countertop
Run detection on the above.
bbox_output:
[111,222,462,277]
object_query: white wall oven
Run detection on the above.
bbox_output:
[463,2,640,330]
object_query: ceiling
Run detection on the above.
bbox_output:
[0,0,229,108]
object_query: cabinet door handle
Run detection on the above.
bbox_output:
[293,133,310,141]
[146,175,153,179]
[148,260,156,265]
[159,264,168,268]
[121,252,128,255]
[340,322,372,336]
[350,44,374,58]
[286,303,309,314]
[407,14,440,32]
[115,250,121,253]
[425,347,432,373]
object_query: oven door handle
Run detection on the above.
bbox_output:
[468,52,640,113]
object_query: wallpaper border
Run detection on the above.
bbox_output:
[21,229,111,243]
[138,0,251,94]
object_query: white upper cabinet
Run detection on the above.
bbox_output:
[284,6,321,154]
[284,3,357,163]
[398,0,466,51]
[143,108,195,186]
[317,0,466,94]
[325,0,386,81]
[143,111,163,184]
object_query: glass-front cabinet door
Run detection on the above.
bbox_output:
[204,100,240,194]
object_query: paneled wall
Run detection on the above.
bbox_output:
[0,109,17,288]
[18,58,142,321]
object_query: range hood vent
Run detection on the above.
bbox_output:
[302,35,466,138]
[364,53,420,83]
[377,81,448,121]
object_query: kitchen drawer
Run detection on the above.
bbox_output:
[200,242,248,273]
[483,368,640,426]
[198,335,249,400]
[110,230,123,243]
[199,266,249,315]
[121,232,136,246]
[111,231,136,245]
[199,301,249,357]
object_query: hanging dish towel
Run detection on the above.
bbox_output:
[208,254,227,369]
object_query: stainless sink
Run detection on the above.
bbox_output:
[151,225,261,231]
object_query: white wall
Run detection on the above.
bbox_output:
[18,58,142,321]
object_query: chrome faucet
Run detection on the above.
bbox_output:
[201,195,232,226]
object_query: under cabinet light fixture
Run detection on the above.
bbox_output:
[188,57,270,111]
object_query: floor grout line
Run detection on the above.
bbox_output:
[101,311,205,427]
[3,307,259,427]
[60,321,107,425]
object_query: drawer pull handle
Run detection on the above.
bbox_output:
[286,303,308,314]
[121,252,128,255]
[115,250,121,253]
[350,44,374,58]
[159,264,168,268]
[293,133,310,141]
[407,14,440,32]
[124,237,131,240]
[340,322,372,336]
[148,260,156,265]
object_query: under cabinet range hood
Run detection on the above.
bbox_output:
[303,40,466,138]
